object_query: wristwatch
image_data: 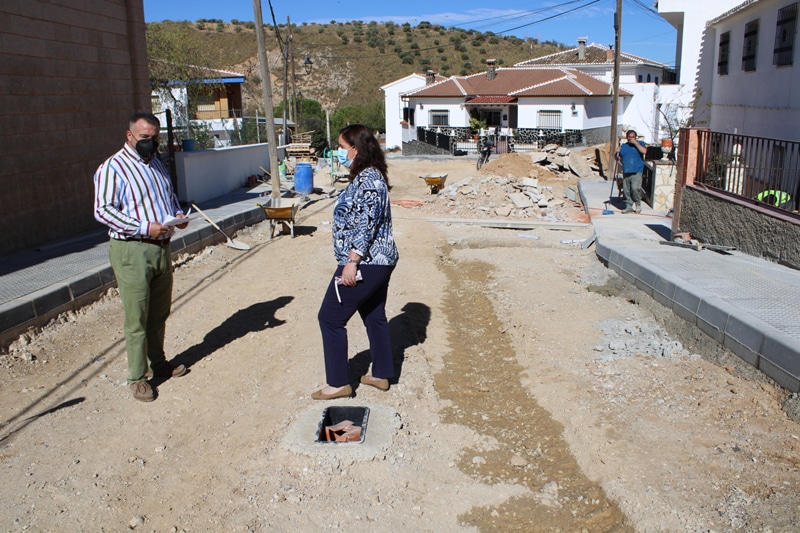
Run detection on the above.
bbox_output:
[346,258,360,264]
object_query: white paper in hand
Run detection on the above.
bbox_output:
[334,270,363,303]
[162,209,198,227]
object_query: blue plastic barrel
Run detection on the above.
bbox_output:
[181,139,196,152]
[295,162,313,194]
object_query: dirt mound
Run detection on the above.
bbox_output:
[412,150,589,224]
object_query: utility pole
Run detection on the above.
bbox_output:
[608,0,622,178]
[281,17,290,146]
[252,0,281,201]
[289,20,298,129]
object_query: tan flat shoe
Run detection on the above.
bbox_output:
[311,384,353,400]
[359,375,390,391]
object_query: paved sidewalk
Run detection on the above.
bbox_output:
[579,177,800,392]
[0,181,273,347]
[2,172,799,392]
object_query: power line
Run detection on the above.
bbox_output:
[623,0,663,22]
[452,0,596,33]
[300,0,605,62]
[496,0,604,35]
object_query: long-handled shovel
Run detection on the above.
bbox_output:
[191,203,251,251]
[602,159,619,215]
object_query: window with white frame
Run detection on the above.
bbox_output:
[429,109,449,126]
[742,19,759,71]
[718,31,730,75]
[774,3,798,67]
[537,110,562,130]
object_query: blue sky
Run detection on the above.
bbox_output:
[143,0,677,66]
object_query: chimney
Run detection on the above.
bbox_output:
[425,70,436,85]
[486,59,497,81]
[606,45,614,62]
[577,37,587,61]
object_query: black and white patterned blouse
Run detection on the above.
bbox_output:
[332,167,398,266]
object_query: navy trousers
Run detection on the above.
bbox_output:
[318,264,395,387]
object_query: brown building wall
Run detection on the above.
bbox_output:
[0,0,151,255]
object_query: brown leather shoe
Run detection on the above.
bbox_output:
[360,375,390,391]
[311,384,353,400]
[130,380,155,402]
[147,361,187,379]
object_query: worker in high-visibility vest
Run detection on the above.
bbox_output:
[756,189,791,208]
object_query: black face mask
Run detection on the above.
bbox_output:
[134,137,159,159]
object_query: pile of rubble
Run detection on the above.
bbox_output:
[416,145,597,223]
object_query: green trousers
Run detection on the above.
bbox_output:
[109,239,173,384]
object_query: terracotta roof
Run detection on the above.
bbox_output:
[515,43,667,68]
[466,96,517,103]
[403,67,629,99]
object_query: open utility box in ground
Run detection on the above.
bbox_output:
[315,406,370,444]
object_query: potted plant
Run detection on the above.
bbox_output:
[469,117,486,139]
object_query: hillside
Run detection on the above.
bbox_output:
[147,20,568,116]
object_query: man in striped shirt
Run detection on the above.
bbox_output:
[93,112,188,402]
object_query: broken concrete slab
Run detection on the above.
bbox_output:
[565,186,578,202]
[450,177,473,189]
[569,151,591,177]
[509,193,534,208]
[548,154,567,169]
[529,152,548,164]
[524,191,541,202]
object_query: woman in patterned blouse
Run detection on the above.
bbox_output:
[312,124,399,400]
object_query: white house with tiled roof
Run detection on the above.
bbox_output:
[517,38,688,144]
[381,71,445,150]
[388,61,632,150]
[516,40,670,85]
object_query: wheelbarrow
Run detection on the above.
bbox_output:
[258,198,298,239]
[420,173,448,194]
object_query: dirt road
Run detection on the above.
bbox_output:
[2,154,799,531]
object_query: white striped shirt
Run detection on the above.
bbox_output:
[93,143,182,240]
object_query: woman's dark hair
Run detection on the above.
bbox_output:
[339,124,389,186]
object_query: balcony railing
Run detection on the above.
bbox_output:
[193,108,244,120]
[694,130,800,213]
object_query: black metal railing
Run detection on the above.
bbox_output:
[416,126,584,155]
[695,130,800,212]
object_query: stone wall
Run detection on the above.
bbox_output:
[679,187,800,270]
[582,126,612,147]
[0,1,151,255]
[402,140,451,156]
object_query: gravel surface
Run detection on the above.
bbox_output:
[1,152,799,532]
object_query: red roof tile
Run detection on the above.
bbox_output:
[516,43,666,68]
[466,96,517,103]
[403,67,629,99]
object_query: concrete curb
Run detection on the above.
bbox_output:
[0,206,267,348]
[581,180,800,392]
